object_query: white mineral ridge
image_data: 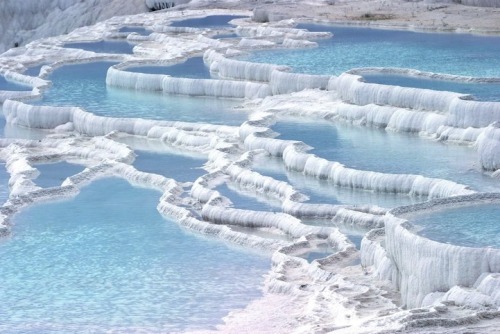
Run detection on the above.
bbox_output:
[0,2,500,333]
[0,0,147,54]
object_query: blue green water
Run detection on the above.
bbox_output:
[0,178,269,333]
[63,40,136,54]
[32,61,247,125]
[23,64,46,77]
[272,118,500,193]
[170,15,247,28]
[133,150,207,182]
[34,162,85,188]
[411,203,500,248]
[362,73,500,101]
[0,75,31,91]
[252,155,417,208]
[216,183,281,211]
[241,24,500,78]
[213,33,239,39]
[119,26,151,36]
[126,56,213,79]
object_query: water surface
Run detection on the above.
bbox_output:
[252,155,417,208]
[410,203,500,248]
[272,118,499,193]
[126,57,212,79]
[0,75,31,91]
[24,64,46,77]
[119,26,151,36]
[170,15,247,28]
[241,24,500,77]
[133,150,207,182]
[0,178,269,333]
[33,61,247,125]
[34,162,85,188]
[63,41,136,54]
[362,73,500,102]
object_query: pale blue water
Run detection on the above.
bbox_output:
[32,61,247,125]
[272,118,500,193]
[216,183,281,211]
[34,162,85,188]
[133,150,207,182]
[0,116,48,141]
[411,203,500,248]
[0,178,269,333]
[252,155,417,208]
[348,234,363,250]
[119,26,151,36]
[23,64,46,77]
[126,56,213,79]
[296,244,335,262]
[213,33,239,39]
[170,15,247,28]
[242,24,500,78]
[0,75,31,91]
[362,73,500,102]
[63,40,136,54]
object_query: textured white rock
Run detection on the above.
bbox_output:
[0,0,146,53]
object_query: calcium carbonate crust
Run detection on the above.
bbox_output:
[0,4,499,334]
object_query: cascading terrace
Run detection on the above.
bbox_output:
[0,6,499,333]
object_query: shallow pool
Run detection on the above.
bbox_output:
[213,33,239,39]
[272,118,499,193]
[133,150,207,182]
[241,24,500,78]
[118,26,151,36]
[125,56,212,79]
[362,73,500,102]
[34,162,85,188]
[252,155,417,208]
[0,75,31,91]
[0,178,270,333]
[63,40,136,54]
[33,61,247,125]
[23,64,46,77]
[170,15,247,28]
[410,202,500,248]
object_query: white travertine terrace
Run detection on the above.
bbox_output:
[0,2,499,333]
